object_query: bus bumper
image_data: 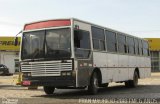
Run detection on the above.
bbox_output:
[22,76,76,87]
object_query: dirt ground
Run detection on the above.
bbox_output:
[0,73,160,104]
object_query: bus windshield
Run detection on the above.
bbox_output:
[21,28,71,60]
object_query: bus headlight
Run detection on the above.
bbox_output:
[66,72,71,76]
[61,71,72,76]
[61,72,67,76]
[23,72,31,77]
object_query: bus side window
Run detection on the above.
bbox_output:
[138,39,143,55]
[91,26,105,51]
[134,38,139,55]
[74,30,90,49]
[74,31,81,48]
[148,44,150,56]
[74,29,91,58]
[142,40,149,56]
[117,34,127,54]
[127,37,135,55]
[105,30,117,52]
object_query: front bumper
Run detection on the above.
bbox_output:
[22,76,76,87]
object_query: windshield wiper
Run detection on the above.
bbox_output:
[22,58,45,62]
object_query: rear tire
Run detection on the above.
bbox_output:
[125,71,138,88]
[88,72,99,95]
[43,86,55,95]
[125,81,130,88]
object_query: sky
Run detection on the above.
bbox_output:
[0,0,160,38]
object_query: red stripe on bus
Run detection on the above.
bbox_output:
[24,20,71,30]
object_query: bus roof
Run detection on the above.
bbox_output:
[24,18,148,42]
[24,18,71,31]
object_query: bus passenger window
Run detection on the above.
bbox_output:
[74,30,90,49]
[134,38,139,55]
[142,40,149,56]
[127,37,135,55]
[105,30,117,52]
[117,34,127,54]
[74,33,81,48]
[138,39,143,55]
[91,26,105,51]
[74,30,91,58]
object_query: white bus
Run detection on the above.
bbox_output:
[18,18,151,94]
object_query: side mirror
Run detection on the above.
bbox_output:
[14,37,18,46]
[14,30,22,46]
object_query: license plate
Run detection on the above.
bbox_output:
[22,81,31,85]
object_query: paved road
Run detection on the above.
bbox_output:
[0,73,160,104]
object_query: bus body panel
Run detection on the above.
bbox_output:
[92,52,107,67]
[107,53,119,82]
[137,57,144,78]
[76,60,93,87]
[93,52,108,83]
[118,54,129,81]
[73,20,93,87]
[128,55,137,79]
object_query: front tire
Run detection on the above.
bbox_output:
[125,71,138,88]
[43,86,55,95]
[88,72,99,95]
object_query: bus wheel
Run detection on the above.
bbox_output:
[88,72,99,94]
[43,86,55,95]
[125,71,138,88]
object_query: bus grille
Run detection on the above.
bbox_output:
[21,60,72,76]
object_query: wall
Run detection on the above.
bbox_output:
[0,37,21,51]
[145,38,160,51]
[145,38,160,72]
[150,51,160,72]
[0,51,19,73]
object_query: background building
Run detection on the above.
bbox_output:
[0,37,159,73]
[0,37,21,73]
[146,38,160,72]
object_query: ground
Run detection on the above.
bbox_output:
[0,73,160,104]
